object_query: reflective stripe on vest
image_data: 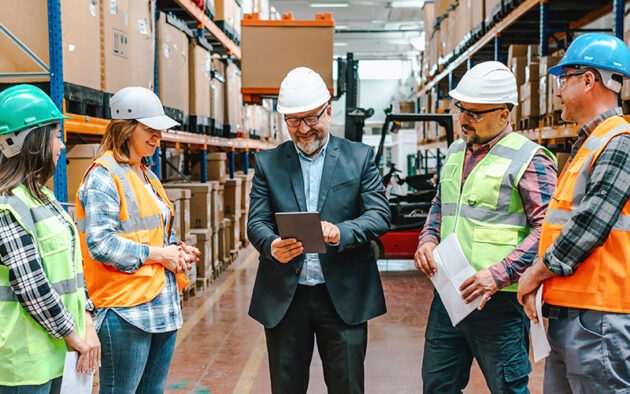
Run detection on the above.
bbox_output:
[540,116,630,312]
[0,185,86,386]
[77,151,189,308]
[440,132,554,292]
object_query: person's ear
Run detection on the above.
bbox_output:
[584,71,597,91]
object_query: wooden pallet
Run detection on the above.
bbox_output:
[196,276,210,292]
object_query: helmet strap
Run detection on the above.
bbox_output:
[0,127,36,158]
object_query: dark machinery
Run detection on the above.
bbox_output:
[372,112,455,259]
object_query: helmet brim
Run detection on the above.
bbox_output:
[449,89,518,106]
[138,115,180,131]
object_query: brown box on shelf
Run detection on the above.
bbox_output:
[128,0,156,90]
[189,228,214,280]
[0,0,100,88]
[241,16,334,95]
[218,219,229,264]
[191,152,227,182]
[521,99,540,118]
[527,45,539,64]
[510,57,527,88]
[217,183,225,221]
[212,229,219,268]
[239,214,248,243]
[525,63,539,84]
[157,12,189,114]
[163,183,218,231]
[229,214,240,251]
[520,81,538,102]
[66,144,103,200]
[538,56,562,115]
[185,233,198,284]
[224,178,242,217]
[508,45,529,61]
[469,0,484,30]
[211,57,226,127]
[484,0,501,24]
[189,41,212,118]
[164,188,191,241]
[235,171,253,210]
[102,0,132,93]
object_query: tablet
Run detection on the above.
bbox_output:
[275,212,327,253]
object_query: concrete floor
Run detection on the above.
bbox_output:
[166,245,544,394]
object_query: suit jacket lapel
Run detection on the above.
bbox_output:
[317,136,339,212]
[286,143,307,212]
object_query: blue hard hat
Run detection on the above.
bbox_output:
[548,33,630,78]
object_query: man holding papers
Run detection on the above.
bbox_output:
[414,61,557,393]
[247,67,390,394]
[517,34,630,393]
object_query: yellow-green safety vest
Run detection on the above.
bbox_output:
[0,185,86,386]
[439,132,556,292]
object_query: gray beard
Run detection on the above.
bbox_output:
[296,134,327,157]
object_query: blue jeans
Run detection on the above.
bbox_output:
[422,291,531,394]
[0,378,61,394]
[98,311,177,394]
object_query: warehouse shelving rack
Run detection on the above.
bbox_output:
[8,0,271,203]
[415,0,628,174]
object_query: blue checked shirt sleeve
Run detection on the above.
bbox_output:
[78,166,149,273]
[543,134,630,275]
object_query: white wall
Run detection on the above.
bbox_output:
[331,79,404,126]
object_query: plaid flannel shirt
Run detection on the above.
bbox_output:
[78,165,182,333]
[0,196,93,339]
[542,108,630,319]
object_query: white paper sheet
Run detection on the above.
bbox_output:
[531,285,551,363]
[60,352,94,394]
[430,234,482,326]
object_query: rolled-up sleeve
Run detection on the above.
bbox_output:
[78,166,149,273]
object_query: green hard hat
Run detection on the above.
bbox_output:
[0,84,69,136]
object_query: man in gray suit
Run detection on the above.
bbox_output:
[247,67,391,394]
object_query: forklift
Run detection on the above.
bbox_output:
[336,54,455,259]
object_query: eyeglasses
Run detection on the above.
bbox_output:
[556,68,599,90]
[284,105,328,128]
[454,102,507,123]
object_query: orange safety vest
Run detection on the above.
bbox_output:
[76,151,189,308]
[539,116,630,313]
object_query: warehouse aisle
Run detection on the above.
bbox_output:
[166,245,544,394]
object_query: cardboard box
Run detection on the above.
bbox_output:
[224,178,242,216]
[209,152,227,181]
[224,61,243,132]
[525,63,539,84]
[211,57,226,128]
[157,12,189,113]
[189,228,214,279]
[235,171,253,209]
[470,0,484,31]
[212,229,219,268]
[185,233,198,284]
[508,45,529,61]
[129,0,155,90]
[241,17,334,94]
[164,188,191,241]
[189,41,212,117]
[520,81,538,102]
[66,144,103,200]
[229,214,240,251]
[510,57,527,88]
[163,182,219,231]
[0,0,100,88]
[239,214,248,243]
[218,219,229,264]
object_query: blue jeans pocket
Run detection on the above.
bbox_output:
[503,354,531,383]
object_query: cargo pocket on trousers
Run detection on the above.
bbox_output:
[503,355,531,383]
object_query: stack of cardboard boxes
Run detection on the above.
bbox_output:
[235,171,254,246]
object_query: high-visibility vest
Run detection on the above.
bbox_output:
[76,151,189,308]
[0,185,86,386]
[540,116,630,312]
[440,132,556,291]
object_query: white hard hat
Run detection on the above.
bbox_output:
[449,61,519,106]
[277,67,331,114]
[109,86,180,130]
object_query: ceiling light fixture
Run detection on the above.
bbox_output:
[310,2,350,8]
[334,42,348,46]
[390,1,425,8]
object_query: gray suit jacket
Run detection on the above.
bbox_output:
[247,135,391,328]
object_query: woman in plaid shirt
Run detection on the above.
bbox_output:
[78,87,199,394]
[0,85,100,393]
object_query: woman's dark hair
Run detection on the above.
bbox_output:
[0,124,58,203]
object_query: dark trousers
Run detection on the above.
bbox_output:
[422,291,531,394]
[265,284,368,394]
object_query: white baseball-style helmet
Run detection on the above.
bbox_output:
[109,86,180,130]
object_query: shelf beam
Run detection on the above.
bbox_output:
[418,0,540,96]
[172,0,241,59]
